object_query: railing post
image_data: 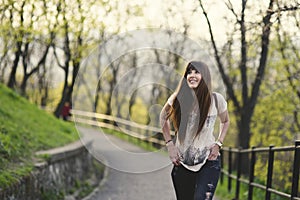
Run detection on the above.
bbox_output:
[228,147,232,192]
[235,148,241,200]
[220,149,224,184]
[248,146,256,200]
[291,140,300,200]
[265,145,274,200]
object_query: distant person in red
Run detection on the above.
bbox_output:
[61,101,71,121]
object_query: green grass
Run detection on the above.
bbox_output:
[215,175,289,200]
[215,177,260,200]
[0,84,79,188]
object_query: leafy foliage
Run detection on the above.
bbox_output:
[248,38,300,194]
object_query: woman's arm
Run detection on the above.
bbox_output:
[160,103,181,166]
[208,110,230,160]
[159,103,172,142]
[217,110,230,144]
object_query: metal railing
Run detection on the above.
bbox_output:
[220,142,300,200]
[71,109,300,200]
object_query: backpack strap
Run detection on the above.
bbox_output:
[213,92,218,113]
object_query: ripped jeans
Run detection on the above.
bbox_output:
[171,157,221,200]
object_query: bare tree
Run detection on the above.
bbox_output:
[0,0,55,98]
[0,15,12,83]
[7,2,25,89]
[19,0,58,97]
[199,0,300,172]
[53,0,88,118]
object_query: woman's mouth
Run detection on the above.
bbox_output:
[189,78,198,84]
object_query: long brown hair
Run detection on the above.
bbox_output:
[168,61,212,142]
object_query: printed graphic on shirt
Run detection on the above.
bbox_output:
[181,145,210,166]
[179,113,217,167]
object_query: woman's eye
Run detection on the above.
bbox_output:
[187,70,199,74]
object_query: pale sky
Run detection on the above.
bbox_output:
[97,0,233,42]
[97,0,245,43]
[97,0,298,44]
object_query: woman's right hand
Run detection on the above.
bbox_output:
[167,142,181,166]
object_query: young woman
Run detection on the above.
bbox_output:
[160,61,230,200]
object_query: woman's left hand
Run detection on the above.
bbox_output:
[208,144,220,160]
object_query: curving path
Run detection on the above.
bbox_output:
[77,126,219,200]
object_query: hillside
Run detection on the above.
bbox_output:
[0,84,79,188]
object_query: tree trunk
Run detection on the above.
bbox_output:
[54,84,70,118]
[7,2,25,89]
[237,109,252,174]
[7,41,22,89]
[20,74,29,97]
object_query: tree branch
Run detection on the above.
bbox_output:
[53,45,64,69]
[239,0,248,107]
[269,4,300,15]
[249,0,274,111]
[224,0,240,22]
[199,0,240,110]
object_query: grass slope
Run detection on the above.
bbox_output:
[0,84,79,188]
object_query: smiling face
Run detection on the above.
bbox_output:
[186,68,202,89]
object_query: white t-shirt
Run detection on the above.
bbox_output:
[167,92,227,171]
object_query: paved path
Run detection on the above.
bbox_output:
[78,126,219,200]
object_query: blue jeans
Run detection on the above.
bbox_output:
[171,157,221,200]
